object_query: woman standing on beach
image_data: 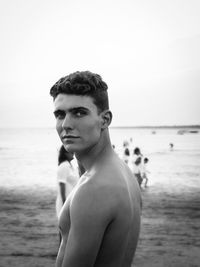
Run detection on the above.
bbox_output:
[56,145,79,219]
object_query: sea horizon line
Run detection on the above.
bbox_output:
[0,125,200,130]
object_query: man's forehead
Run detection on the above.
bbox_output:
[54,93,96,110]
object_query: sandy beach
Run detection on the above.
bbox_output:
[0,184,199,267]
[0,187,58,267]
[134,185,200,267]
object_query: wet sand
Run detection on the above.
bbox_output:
[134,185,200,267]
[0,187,58,267]
[0,185,199,267]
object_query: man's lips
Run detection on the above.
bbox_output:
[62,135,79,140]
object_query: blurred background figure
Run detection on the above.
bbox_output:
[129,137,134,153]
[56,145,79,220]
[132,156,143,188]
[169,143,174,151]
[122,140,130,164]
[141,157,150,187]
[132,147,143,164]
[131,147,143,188]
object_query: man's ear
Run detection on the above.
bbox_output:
[101,110,112,129]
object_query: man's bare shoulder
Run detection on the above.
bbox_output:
[70,174,117,222]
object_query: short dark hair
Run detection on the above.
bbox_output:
[50,71,109,112]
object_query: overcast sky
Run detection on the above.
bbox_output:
[0,0,200,127]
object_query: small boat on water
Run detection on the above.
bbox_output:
[189,130,199,134]
[177,129,199,135]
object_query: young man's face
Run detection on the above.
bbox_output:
[54,94,103,154]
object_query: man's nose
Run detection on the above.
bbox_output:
[62,114,73,130]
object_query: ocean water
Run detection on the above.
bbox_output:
[0,127,200,193]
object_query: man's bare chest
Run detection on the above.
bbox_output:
[58,179,82,236]
[58,194,72,236]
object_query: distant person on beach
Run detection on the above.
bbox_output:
[122,140,130,164]
[50,71,141,267]
[141,157,150,187]
[131,147,142,170]
[131,148,143,188]
[56,145,79,219]
[169,143,174,151]
[132,156,143,188]
[129,137,134,153]
[132,147,142,163]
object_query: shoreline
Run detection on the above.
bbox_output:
[0,185,199,267]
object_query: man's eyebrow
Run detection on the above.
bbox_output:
[53,107,89,116]
[69,107,89,112]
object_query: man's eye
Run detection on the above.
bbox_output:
[76,112,82,117]
[57,114,65,119]
[54,111,65,119]
[74,110,86,117]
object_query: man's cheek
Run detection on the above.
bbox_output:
[56,122,62,134]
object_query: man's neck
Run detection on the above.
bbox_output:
[75,130,112,171]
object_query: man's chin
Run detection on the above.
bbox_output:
[62,144,73,152]
[63,144,78,153]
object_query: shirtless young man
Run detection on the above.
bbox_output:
[50,71,141,267]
